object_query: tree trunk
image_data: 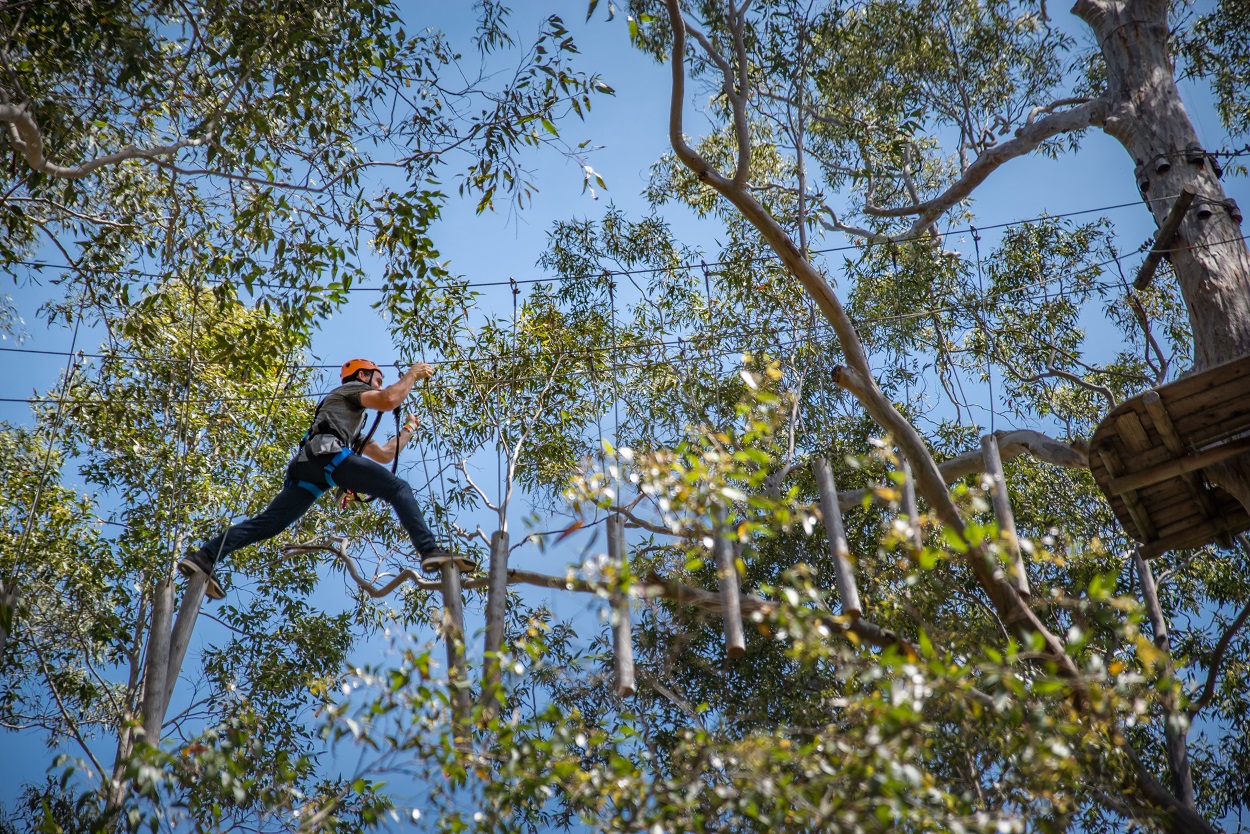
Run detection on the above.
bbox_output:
[1074,0,1250,510]
[1073,2,1240,829]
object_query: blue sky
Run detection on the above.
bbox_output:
[4,0,1250,822]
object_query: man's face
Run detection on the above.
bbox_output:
[364,369,383,389]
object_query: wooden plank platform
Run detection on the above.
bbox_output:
[1089,355,1250,557]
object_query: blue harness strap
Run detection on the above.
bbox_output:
[323,448,353,488]
[288,448,354,498]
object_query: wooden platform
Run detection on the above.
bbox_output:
[1089,355,1250,557]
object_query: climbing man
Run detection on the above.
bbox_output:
[178,358,473,600]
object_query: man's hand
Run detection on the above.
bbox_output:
[362,362,433,411]
[402,413,419,433]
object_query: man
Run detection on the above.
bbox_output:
[178,358,472,600]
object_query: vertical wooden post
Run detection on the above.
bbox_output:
[1134,548,1194,806]
[713,506,746,658]
[480,530,510,712]
[161,572,206,716]
[140,577,174,741]
[440,563,471,739]
[981,435,1030,597]
[607,514,635,697]
[901,457,924,550]
[0,579,15,658]
[812,457,863,620]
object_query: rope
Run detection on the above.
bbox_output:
[9,227,1249,413]
[969,225,995,433]
[11,217,1241,380]
[6,194,1198,292]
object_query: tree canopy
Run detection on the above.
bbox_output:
[4,0,1250,832]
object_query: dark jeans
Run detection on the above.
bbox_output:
[199,452,440,565]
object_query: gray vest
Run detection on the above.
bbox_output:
[298,381,370,460]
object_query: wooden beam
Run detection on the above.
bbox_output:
[608,514,636,697]
[480,530,510,712]
[982,435,1030,597]
[1135,185,1197,291]
[1142,390,1221,520]
[1115,411,1153,455]
[1138,515,1249,557]
[1108,434,1250,494]
[161,573,206,715]
[713,506,746,658]
[140,578,174,741]
[440,563,471,739]
[813,457,863,619]
[901,458,923,550]
[1098,446,1158,541]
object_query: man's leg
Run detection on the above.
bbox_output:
[183,481,319,599]
[330,455,471,571]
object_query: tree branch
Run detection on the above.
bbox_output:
[835,428,1088,511]
[863,99,1108,239]
[32,638,108,782]
[1188,597,1250,717]
[1016,366,1118,408]
[664,0,1077,681]
[1,103,212,179]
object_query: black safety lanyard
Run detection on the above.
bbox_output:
[342,407,402,504]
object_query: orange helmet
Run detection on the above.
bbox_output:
[341,358,381,382]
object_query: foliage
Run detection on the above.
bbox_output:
[5,0,1250,831]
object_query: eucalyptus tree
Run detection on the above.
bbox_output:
[1,1,618,827]
[309,0,1250,830]
[1,0,610,327]
[546,0,1250,831]
[244,0,1250,825]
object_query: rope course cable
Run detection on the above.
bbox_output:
[969,224,995,433]
[3,194,1192,294]
[15,295,85,562]
[5,226,1246,398]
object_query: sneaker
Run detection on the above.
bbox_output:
[177,549,226,601]
[420,548,478,576]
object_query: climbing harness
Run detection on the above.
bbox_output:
[339,406,403,506]
[289,384,404,501]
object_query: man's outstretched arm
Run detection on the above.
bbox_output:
[361,363,433,411]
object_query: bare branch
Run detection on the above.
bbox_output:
[835,428,1089,512]
[863,99,1108,238]
[665,0,730,189]
[1188,596,1250,717]
[456,460,499,513]
[1,103,211,179]
[1,196,140,228]
[1027,97,1093,125]
[285,539,441,596]
[618,502,686,537]
[32,638,108,782]
[1016,366,1118,408]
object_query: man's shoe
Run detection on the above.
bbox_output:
[177,549,226,601]
[420,548,478,576]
